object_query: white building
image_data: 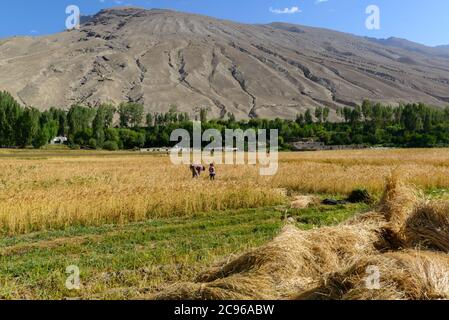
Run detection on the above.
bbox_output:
[51,136,68,145]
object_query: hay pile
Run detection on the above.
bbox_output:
[297,250,449,300]
[378,174,449,252]
[377,174,420,248]
[154,222,381,300]
[403,202,449,251]
[291,195,320,209]
[153,175,449,300]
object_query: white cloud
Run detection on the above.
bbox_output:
[269,6,301,14]
[315,0,328,4]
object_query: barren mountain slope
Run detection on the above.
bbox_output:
[1,7,449,119]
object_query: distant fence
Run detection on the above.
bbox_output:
[140,148,171,153]
[140,147,241,153]
[291,141,367,152]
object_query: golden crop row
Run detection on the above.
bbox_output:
[1,148,449,235]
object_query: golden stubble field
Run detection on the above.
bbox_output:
[1,148,449,235]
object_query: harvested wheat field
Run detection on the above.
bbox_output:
[154,175,449,300]
[2,148,449,299]
[2,148,449,235]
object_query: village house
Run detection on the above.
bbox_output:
[51,136,68,145]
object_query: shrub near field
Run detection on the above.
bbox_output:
[2,148,449,235]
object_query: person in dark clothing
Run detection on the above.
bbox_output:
[209,163,216,180]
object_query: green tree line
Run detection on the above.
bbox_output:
[1,90,449,150]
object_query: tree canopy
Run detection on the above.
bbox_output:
[1,91,449,150]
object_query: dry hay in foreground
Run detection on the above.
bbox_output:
[378,174,449,252]
[401,202,449,252]
[153,220,382,299]
[153,175,449,300]
[297,250,449,300]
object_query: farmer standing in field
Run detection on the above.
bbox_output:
[209,163,216,181]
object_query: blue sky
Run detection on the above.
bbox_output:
[0,0,448,47]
